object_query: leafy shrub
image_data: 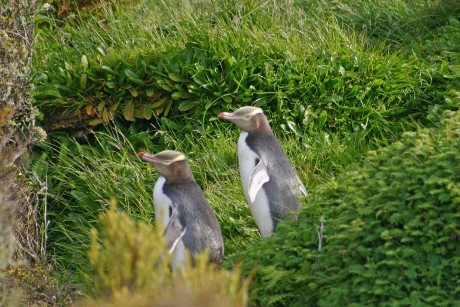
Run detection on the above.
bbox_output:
[78,202,249,307]
[85,200,170,295]
[236,110,460,306]
[33,0,437,144]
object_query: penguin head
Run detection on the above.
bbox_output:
[137,150,194,181]
[218,106,270,133]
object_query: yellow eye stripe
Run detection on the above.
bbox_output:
[158,150,186,165]
[169,154,185,162]
[237,106,263,117]
[249,108,263,116]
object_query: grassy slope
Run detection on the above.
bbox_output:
[34,0,439,142]
[30,0,459,300]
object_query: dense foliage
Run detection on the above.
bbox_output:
[236,110,460,306]
[32,0,454,143]
[27,0,460,304]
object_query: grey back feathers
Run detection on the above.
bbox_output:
[163,180,224,265]
[137,150,224,267]
[246,131,307,222]
[219,106,307,237]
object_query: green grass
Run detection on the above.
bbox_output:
[31,118,368,291]
[29,0,460,302]
[31,127,157,291]
[32,0,450,145]
[296,0,460,48]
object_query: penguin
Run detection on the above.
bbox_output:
[218,106,307,237]
[137,150,224,270]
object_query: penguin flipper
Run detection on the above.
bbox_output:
[300,184,308,197]
[248,159,270,203]
[164,207,186,254]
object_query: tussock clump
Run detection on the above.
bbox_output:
[79,202,249,306]
[87,200,169,294]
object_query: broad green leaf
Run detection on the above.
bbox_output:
[171,92,183,100]
[80,73,87,90]
[88,118,103,126]
[33,87,62,98]
[102,109,110,123]
[178,99,199,112]
[134,108,144,119]
[97,101,105,113]
[102,66,119,76]
[160,84,173,92]
[222,95,232,103]
[109,103,118,112]
[123,100,135,121]
[143,105,152,120]
[168,73,183,82]
[318,110,327,127]
[369,79,384,87]
[163,100,172,117]
[105,82,116,89]
[174,84,186,92]
[124,69,145,85]
[151,97,168,108]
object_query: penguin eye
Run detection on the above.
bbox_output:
[244,114,251,120]
[164,160,171,164]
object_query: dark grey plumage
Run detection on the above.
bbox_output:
[163,180,224,265]
[219,106,307,236]
[137,150,224,266]
[245,132,306,227]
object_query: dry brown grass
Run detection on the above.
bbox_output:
[1,1,65,303]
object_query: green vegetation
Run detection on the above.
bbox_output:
[31,123,256,291]
[235,109,460,306]
[27,0,460,305]
[79,203,248,306]
[33,0,456,143]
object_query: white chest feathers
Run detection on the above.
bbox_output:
[153,176,187,272]
[153,176,173,232]
[237,132,274,237]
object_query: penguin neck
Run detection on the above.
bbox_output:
[248,114,273,135]
[164,162,195,184]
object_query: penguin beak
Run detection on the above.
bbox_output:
[218,112,238,121]
[137,152,157,163]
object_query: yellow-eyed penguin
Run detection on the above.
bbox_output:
[219,106,307,237]
[137,150,224,270]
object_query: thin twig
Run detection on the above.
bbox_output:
[317,216,325,251]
